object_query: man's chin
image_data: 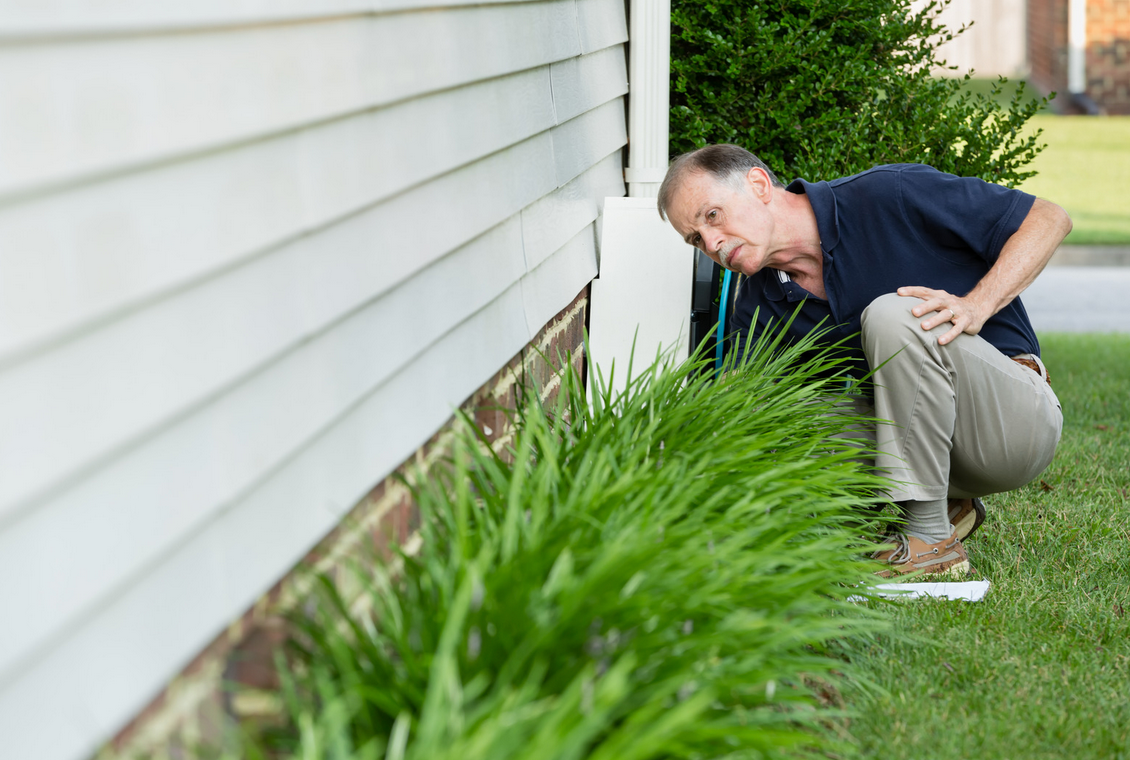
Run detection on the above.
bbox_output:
[725,245,758,274]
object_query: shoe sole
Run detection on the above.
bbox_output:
[876,556,972,580]
[933,559,970,578]
[950,498,986,542]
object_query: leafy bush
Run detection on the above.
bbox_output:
[239,330,894,760]
[670,0,1046,186]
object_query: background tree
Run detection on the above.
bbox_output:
[670,0,1045,185]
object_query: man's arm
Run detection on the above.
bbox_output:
[897,198,1073,346]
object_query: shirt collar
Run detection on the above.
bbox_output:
[786,178,840,252]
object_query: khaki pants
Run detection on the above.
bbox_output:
[847,293,1062,502]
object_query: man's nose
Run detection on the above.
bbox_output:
[704,231,725,255]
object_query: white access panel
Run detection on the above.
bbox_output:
[588,196,694,400]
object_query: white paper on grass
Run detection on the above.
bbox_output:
[854,580,991,602]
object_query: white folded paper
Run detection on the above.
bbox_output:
[862,579,991,602]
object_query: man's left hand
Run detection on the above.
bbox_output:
[896,286,989,346]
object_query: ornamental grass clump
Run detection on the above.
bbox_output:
[240,327,894,760]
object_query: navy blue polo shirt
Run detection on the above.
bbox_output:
[729,163,1040,378]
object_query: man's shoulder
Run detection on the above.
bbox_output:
[828,163,940,189]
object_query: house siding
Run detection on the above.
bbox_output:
[0,3,627,758]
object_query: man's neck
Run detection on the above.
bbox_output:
[766,191,826,299]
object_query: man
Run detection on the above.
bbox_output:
[657,144,1070,577]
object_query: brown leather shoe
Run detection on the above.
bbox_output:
[872,531,971,579]
[947,498,986,542]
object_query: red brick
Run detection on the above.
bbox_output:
[224,618,288,692]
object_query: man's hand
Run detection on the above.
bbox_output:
[896,286,990,346]
[898,199,1073,347]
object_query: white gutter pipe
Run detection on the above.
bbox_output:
[588,0,689,401]
[1066,0,1102,113]
[1067,0,1086,94]
[625,0,671,198]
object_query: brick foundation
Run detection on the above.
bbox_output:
[97,286,591,760]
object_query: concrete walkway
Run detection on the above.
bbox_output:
[1046,244,1130,268]
[1023,264,1130,333]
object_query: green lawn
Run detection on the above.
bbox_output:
[946,78,1130,245]
[954,77,1057,113]
[1021,115,1130,245]
[843,333,1130,759]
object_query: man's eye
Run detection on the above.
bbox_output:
[707,210,717,220]
[693,234,702,246]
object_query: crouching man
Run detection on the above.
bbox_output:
[658,144,1070,576]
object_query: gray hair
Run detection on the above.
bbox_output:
[657,144,784,221]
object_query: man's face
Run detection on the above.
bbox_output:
[665,168,775,275]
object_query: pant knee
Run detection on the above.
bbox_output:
[861,293,919,332]
[863,291,935,363]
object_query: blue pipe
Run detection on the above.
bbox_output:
[715,268,732,377]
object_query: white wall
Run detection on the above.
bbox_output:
[914,0,1027,78]
[0,3,627,758]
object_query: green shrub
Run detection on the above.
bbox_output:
[240,329,894,760]
[670,0,1046,186]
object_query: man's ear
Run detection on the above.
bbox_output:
[746,167,773,203]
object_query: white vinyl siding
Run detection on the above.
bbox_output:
[0,3,627,758]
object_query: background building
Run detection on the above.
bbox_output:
[917,0,1130,114]
[918,0,1029,78]
[1029,0,1130,113]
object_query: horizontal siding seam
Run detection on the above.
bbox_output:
[0,216,525,532]
[0,44,627,207]
[0,275,537,690]
[100,307,585,755]
[0,1,551,43]
[1,252,597,693]
[0,143,621,542]
[0,91,626,371]
[0,12,370,45]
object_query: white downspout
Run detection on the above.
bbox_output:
[625,0,671,198]
[588,0,689,402]
[1067,0,1086,95]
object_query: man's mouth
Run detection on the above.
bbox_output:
[720,243,742,268]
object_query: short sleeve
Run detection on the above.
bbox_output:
[897,165,1036,264]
